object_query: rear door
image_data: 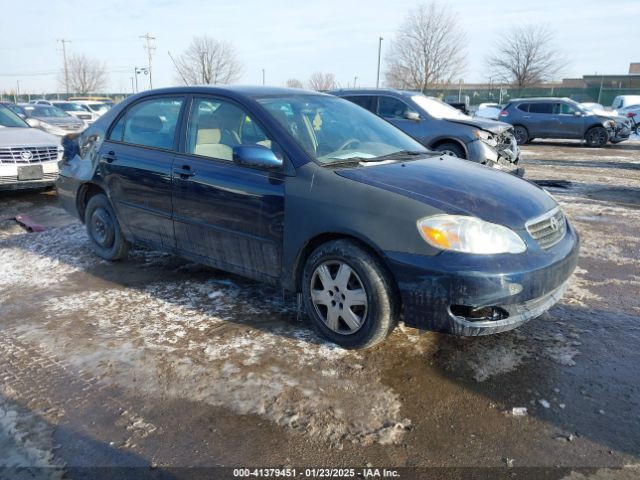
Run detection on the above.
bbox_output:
[100,96,184,248]
[527,102,554,137]
[171,96,286,283]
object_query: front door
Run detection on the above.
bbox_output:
[553,102,586,139]
[99,96,184,248]
[172,96,285,283]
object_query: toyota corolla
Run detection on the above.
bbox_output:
[57,86,579,349]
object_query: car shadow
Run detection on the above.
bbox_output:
[529,180,640,209]
[527,159,640,171]
[527,139,640,151]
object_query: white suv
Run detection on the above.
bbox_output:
[51,101,97,124]
[0,105,63,190]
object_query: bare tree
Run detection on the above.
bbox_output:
[175,36,242,85]
[487,25,563,87]
[60,54,107,94]
[285,78,304,89]
[385,1,466,91]
[307,72,337,91]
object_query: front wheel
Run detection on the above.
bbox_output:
[84,193,130,261]
[513,125,529,144]
[302,240,398,349]
[585,126,609,147]
[434,142,466,159]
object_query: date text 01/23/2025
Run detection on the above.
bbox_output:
[232,468,401,478]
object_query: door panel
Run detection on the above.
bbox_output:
[100,142,175,248]
[100,96,184,248]
[172,96,285,282]
[554,103,586,139]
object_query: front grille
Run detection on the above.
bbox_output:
[526,207,566,249]
[0,146,59,164]
[0,172,58,184]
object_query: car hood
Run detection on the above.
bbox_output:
[33,116,83,126]
[0,126,60,147]
[335,156,556,230]
[445,117,512,134]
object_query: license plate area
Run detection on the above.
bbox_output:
[18,165,43,181]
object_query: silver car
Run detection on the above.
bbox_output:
[22,104,86,137]
[0,105,63,190]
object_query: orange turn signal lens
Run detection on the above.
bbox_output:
[420,226,451,248]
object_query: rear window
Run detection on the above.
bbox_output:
[344,95,377,113]
[529,103,553,114]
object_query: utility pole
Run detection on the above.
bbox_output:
[130,77,135,95]
[16,80,20,103]
[376,36,383,88]
[262,69,265,86]
[57,38,71,96]
[354,76,358,88]
[140,33,156,89]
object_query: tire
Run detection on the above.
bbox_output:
[434,142,466,159]
[302,239,399,349]
[585,126,609,147]
[513,125,529,145]
[84,193,129,261]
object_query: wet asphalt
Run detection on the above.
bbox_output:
[0,140,639,480]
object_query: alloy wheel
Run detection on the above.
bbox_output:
[310,260,368,335]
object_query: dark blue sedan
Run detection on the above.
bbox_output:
[57,86,579,349]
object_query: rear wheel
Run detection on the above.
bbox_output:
[84,193,129,261]
[302,239,398,349]
[585,126,609,147]
[434,142,466,159]
[513,125,529,144]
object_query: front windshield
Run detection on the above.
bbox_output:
[256,94,428,165]
[56,103,85,112]
[31,106,70,118]
[411,95,471,120]
[0,105,28,127]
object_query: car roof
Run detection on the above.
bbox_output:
[123,85,332,99]
[509,97,573,103]
[329,88,417,97]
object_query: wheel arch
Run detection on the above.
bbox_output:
[76,182,107,223]
[290,232,398,297]
[429,137,468,158]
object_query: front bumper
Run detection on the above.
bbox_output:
[384,222,580,336]
[467,138,523,176]
[0,161,59,190]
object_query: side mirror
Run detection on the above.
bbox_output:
[574,111,583,117]
[25,118,39,128]
[232,144,282,170]
[404,111,421,121]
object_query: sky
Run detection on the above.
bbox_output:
[1,0,638,95]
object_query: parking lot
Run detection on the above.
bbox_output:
[1,140,639,478]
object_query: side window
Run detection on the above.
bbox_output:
[516,103,530,112]
[555,103,576,115]
[344,95,377,113]
[529,103,553,114]
[111,97,183,150]
[377,96,416,119]
[186,97,273,161]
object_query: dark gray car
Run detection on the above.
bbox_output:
[499,97,631,147]
[332,89,522,176]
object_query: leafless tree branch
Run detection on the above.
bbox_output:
[385,1,467,91]
[285,78,305,89]
[174,36,243,85]
[59,54,107,95]
[487,25,564,87]
[307,72,337,91]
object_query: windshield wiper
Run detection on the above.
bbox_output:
[370,150,437,161]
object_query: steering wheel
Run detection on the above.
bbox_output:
[338,138,361,151]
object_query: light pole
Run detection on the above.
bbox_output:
[262,69,265,86]
[353,76,358,88]
[130,77,135,95]
[376,36,383,88]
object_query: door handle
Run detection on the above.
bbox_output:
[101,151,117,163]
[173,165,195,178]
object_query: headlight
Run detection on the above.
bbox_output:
[417,215,527,254]
[604,120,616,128]
[41,122,64,134]
[473,129,497,147]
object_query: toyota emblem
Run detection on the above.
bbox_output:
[549,216,560,231]
[20,150,33,161]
